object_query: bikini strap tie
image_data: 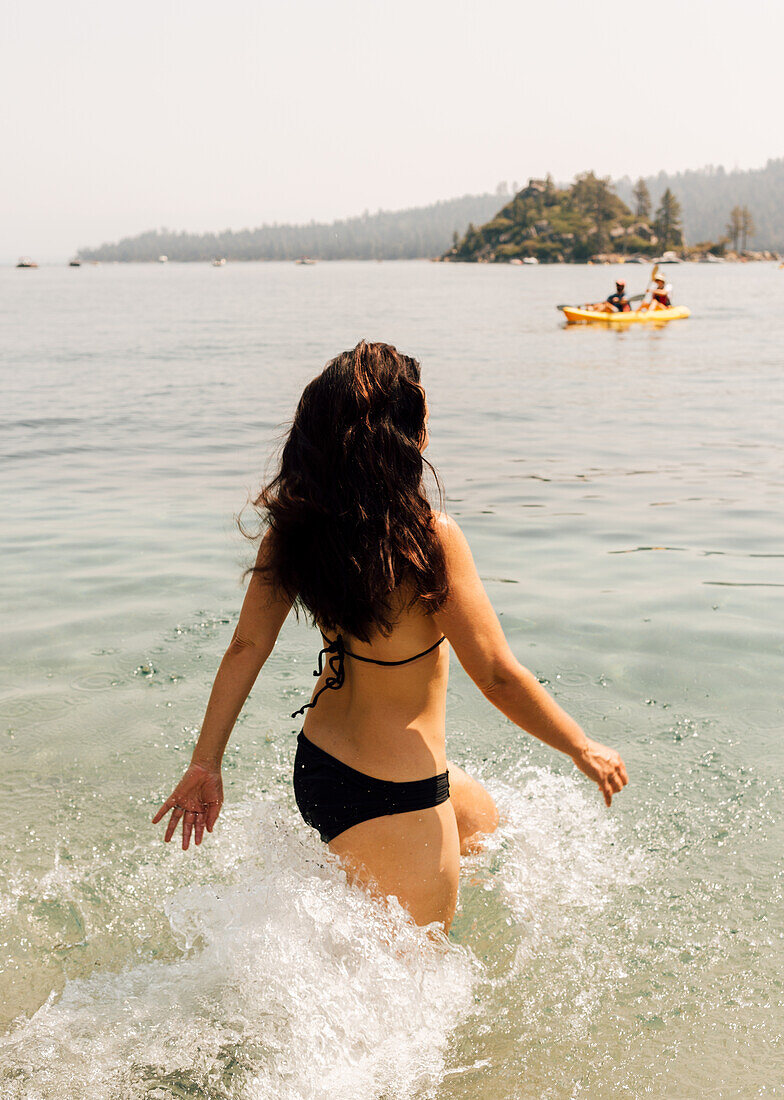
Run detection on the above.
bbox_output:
[290,634,345,718]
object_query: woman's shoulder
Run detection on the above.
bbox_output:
[432,510,457,535]
[431,512,474,568]
[432,511,466,545]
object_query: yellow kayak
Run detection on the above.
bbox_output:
[561,305,690,325]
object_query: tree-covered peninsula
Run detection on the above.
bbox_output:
[443,173,685,264]
[77,193,503,264]
[615,157,784,253]
[75,159,784,262]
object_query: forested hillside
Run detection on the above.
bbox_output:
[614,158,784,251]
[77,193,503,262]
[77,159,784,261]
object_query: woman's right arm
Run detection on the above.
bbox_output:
[153,532,293,846]
[432,515,628,806]
[189,534,293,770]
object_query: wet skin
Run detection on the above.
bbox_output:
[154,515,627,933]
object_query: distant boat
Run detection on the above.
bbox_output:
[212,257,227,266]
[69,259,81,267]
[521,256,539,265]
[16,257,38,268]
[158,255,168,263]
[295,256,317,265]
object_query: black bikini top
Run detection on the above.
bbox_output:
[291,631,446,718]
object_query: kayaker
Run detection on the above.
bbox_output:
[650,275,672,309]
[585,278,631,314]
[605,279,631,313]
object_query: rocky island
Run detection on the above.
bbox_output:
[441,174,725,264]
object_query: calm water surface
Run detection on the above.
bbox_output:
[1,261,782,1098]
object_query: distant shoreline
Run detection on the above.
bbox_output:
[10,254,780,268]
[72,159,784,264]
[439,252,780,266]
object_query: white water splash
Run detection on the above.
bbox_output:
[1,802,478,1100]
[488,764,644,935]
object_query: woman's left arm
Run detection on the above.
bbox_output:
[432,514,628,807]
[152,532,293,847]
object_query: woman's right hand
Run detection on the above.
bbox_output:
[152,762,224,849]
[572,738,629,806]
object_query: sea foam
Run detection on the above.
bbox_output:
[1,801,478,1100]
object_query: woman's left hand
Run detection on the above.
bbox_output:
[152,762,224,849]
[572,737,629,807]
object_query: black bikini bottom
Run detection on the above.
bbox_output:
[293,731,450,843]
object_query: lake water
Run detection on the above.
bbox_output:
[1,260,782,1099]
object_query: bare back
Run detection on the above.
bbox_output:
[302,587,450,782]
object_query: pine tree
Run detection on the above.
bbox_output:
[740,206,755,251]
[572,172,624,253]
[633,178,651,219]
[653,188,683,250]
[726,206,743,251]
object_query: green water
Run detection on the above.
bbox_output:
[1,260,782,1098]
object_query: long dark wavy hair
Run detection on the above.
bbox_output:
[249,340,448,641]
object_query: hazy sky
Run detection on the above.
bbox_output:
[3,0,782,260]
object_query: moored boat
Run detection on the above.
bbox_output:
[561,305,690,325]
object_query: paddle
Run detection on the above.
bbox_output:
[557,264,659,311]
[556,293,644,311]
[637,263,660,312]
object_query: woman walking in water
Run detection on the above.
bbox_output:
[153,341,628,931]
